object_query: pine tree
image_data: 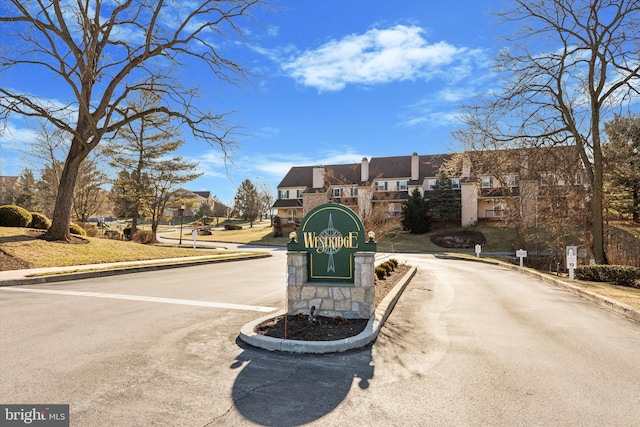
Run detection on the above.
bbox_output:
[604,115,640,223]
[428,171,461,224]
[14,168,42,212]
[104,89,201,239]
[401,188,432,234]
[234,179,260,227]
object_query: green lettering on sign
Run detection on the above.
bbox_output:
[288,204,375,282]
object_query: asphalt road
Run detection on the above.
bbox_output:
[1,251,639,426]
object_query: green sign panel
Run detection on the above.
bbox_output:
[288,203,375,282]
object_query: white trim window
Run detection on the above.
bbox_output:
[350,187,358,197]
[450,178,461,189]
[377,181,388,191]
[333,188,342,198]
[507,175,518,187]
[574,174,583,185]
[296,189,304,198]
[279,190,289,199]
[397,180,408,190]
[481,177,493,188]
[427,179,437,190]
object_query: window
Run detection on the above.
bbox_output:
[350,187,358,197]
[574,174,582,185]
[397,180,408,190]
[286,209,298,222]
[296,189,303,198]
[427,179,437,190]
[481,177,493,188]
[493,201,505,217]
[333,188,342,198]
[507,176,518,187]
[377,181,388,191]
[278,190,289,199]
[450,178,461,189]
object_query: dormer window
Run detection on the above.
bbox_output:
[377,181,388,191]
[333,188,342,198]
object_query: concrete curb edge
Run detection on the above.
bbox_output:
[0,254,271,287]
[238,266,418,354]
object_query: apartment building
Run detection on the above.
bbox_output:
[273,147,587,231]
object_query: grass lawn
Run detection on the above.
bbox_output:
[0,227,253,269]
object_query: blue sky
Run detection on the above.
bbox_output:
[0,0,508,205]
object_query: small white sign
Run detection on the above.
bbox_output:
[566,245,578,269]
[475,244,482,257]
[516,249,527,258]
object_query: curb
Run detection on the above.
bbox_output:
[238,266,418,354]
[0,254,271,287]
[445,255,640,323]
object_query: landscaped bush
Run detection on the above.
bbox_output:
[375,266,387,280]
[272,216,283,238]
[380,261,393,276]
[132,230,155,244]
[103,230,123,240]
[69,223,87,236]
[389,258,399,268]
[224,224,243,230]
[80,223,100,237]
[575,265,640,288]
[28,212,51,230]
[0,205,33,227]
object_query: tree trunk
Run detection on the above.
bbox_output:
[44,140,88,241]
[591,146,608,265]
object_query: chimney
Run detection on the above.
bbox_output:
[312,166,325,189]
[361,157,369,182]
[411,152,419,181]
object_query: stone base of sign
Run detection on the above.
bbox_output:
[287,251,375,319]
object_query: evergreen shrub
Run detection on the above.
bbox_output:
[29,212,51,230]
[575,265,640,288]
[0,205,33,227]
[69,223,87,236]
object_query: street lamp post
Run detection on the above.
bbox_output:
[179,203,185,245]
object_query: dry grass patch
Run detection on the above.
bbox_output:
[0,227,230,269]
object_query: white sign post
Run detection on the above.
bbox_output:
[516,249,527,267]
[192,228,198,250]
[475,244,482,258]
[566,245,578,281]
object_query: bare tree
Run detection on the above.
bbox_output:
[0,0,264,241]
[257,180,275,221]
[454,0,640,264]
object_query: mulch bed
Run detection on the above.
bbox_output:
[253,264,412,341]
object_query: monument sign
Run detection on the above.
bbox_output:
[287,203,375,283]
[286,203,377,319]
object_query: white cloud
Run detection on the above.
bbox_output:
[281,25,466,92]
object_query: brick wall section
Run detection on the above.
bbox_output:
[287,251,376,319]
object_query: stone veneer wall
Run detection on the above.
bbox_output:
[287,251,376,319]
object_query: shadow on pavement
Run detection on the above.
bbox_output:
[230,339,374,426]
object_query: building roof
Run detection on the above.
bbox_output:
[193,191,212,199]
[276,153,456,189]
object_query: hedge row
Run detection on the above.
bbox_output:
[0,205,86,236]
[575,265,640,288]
[375,258,399,280]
